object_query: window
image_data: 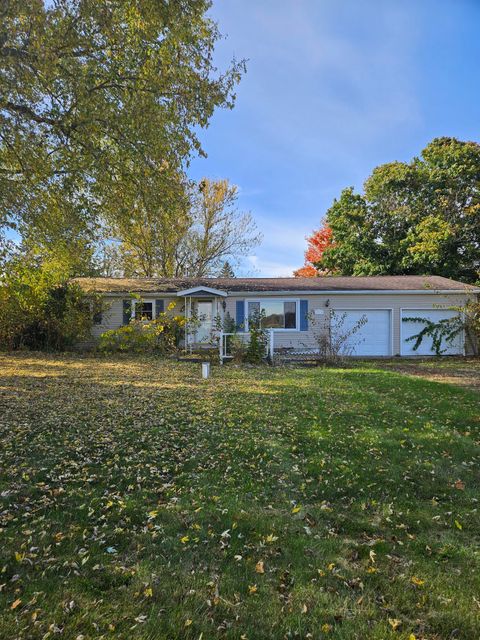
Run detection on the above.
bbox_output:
[133,300,154,320]
[247,300,297,330]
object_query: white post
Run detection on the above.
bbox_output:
[269,329,274,363]
[219,332,224,364]
[202,362,210,379]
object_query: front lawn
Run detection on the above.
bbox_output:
[371,357,480,393]
[0,354,479,640]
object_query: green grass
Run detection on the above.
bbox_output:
[0,354,479,640]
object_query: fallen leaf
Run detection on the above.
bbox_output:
[11,599,22,610]
[388,618,402,630]
[264,534,278,543]
[255,561,264,574]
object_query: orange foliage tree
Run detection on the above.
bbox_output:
[294,224,334,277]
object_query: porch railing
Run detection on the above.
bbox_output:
[219,330,274,364]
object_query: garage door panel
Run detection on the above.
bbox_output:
[333,309,391,356]
[401,309,463,355]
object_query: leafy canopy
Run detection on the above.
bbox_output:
[106,178,261,277]
[294,224,334,277]
[0,0,245,272]
[297,138,480,283]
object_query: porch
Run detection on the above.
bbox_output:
[178,285,228,352]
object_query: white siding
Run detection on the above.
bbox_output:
[92,291,473,355]
[91,296,180,339]
[225,293,471,355]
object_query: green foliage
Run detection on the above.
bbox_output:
[218,260,236,278]
[402,316,463,355]
[462,299,480,355]
[219,311,268,364]
[1,1,245,273]
[245,310,268,363]
[403,299,480,356]
[222,312,237,334]
[98,314,186,354]
[0,255,100,350]
[109,178,261,277]
[321,138,480,282]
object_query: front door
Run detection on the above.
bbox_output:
[196,300,213,343]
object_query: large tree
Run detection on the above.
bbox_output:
[109,178,261,277]
[0,0,245,273]
[297,138,480,283]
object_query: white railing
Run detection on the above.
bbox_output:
[219,330,274,364]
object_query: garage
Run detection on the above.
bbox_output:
[401,309,464,356]
[333,309,392,356]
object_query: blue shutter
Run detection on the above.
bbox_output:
[236,300,245,332]
[300,300,308,331]
[155,299,164,317]
[122,300,131,325]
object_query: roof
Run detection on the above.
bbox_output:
[72,275,478,294]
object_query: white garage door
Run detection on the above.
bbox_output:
[333,309,391,356]
[401,309,463,356]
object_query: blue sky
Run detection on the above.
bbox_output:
[189,0,480,277]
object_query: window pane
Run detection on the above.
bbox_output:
[248,301,260,326]
[261,301,285,328]
[139,302,153,319]
[284,301,296,328]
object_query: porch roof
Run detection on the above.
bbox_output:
[176,286,227,297]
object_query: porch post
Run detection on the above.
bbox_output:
[184,296,189,353]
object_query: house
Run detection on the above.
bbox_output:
[74,275,479,357]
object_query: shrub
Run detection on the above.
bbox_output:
[308,309,367,363]
[0,257,101,351]
[244,309,268,363]
[245,325,268,363]
[98,309,185,354]
[229,333,248,363]
[218,310,268,364]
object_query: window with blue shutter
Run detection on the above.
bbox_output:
[155,299,164,317]
[122,300,131,325]
[236,300,245,332]
[300,300,309,331]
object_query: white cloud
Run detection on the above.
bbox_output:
[242,255,299,278]
[213,0,420,158]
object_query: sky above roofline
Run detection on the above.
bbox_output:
[189,0,480,277]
